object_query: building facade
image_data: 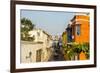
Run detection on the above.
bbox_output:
[21,28,53,63]
[62,13,90,60]
[65,14,89,44]
[62,31,67,46]
[66,24,72,43]
[71,14,90,44]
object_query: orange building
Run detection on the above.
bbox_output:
[62,13,90,60]
[71,14,90,44]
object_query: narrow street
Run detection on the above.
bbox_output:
[48,41,65,61]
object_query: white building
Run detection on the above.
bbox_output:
[21,28,53,63]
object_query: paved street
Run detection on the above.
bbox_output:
[48,41,65,61]
[49,48,64,61]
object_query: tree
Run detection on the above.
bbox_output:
[63,42,89,60]
[21,18,34,31]
[81,42,90,59]
[73,42,90,60]
[21,18,35,41]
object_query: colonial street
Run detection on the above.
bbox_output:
[48,41,65,61]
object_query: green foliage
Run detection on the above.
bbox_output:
[21,18,34,31]
[82,42,90,59]
[62,44,67,50]
[73,44,82,54]
[21,18,35,41]
[67,49,75,60]
[63,42,90,60]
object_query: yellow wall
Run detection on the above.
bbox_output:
[62,31,67,46]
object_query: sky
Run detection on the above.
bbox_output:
[21,10,75,37]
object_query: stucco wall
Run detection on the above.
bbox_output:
[21,41,43,63]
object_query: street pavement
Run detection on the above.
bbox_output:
[48,47,65,61]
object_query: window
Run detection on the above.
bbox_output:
[76,25,80,35]
[36,49,42,62]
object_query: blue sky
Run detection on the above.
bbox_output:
[21,10,75,36]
